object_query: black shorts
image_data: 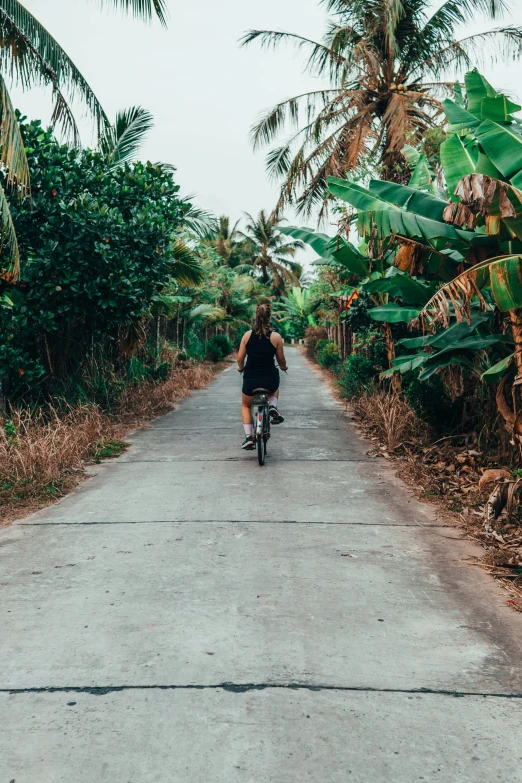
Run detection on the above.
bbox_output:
[242,370,280,396]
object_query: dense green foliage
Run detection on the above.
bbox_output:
[280,70,522,447]
[0,119,190,400]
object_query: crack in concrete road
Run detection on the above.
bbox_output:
[3,682,522,698]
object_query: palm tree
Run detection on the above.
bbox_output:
[0,0,166,274]
[242,0,522,218]
[276,286,316,337]
[237,210,304,297]
[210,216,245,267]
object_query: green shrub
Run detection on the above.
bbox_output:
[402,372,458,429]
[206,334,233,362]
[146,361,171,382]
[338,354,376,399]
[185,334,206,362]
[317,341,342,372]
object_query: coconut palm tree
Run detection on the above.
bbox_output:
[237,210,304,297]
[242,0,522,219]
[276,286,316,337]
[208,216,245,267]
[0,0,166,274]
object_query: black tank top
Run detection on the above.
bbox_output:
[244,330,277,375]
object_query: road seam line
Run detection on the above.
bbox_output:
[18,520,447,527]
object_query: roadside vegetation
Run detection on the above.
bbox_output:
[268,64,522,598]
[0,107,304,516]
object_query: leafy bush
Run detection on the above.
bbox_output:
[317,340,342,372]
[338,354,377,399]
[402,372,459,429]
[0,118,187,401]
[206,334,233,362]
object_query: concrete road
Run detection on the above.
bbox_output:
[2,348,522,782]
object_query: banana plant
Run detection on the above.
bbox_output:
[383,312,511,381]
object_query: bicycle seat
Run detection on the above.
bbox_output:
[252,387,271,395]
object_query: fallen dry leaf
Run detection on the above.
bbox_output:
[479,469,510,490]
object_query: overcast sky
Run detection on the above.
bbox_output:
[12,0,522,255]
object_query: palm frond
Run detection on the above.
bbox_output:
[100,105,154,167]
[50,85,81,146]
[240,29,346,78]
[98,0,167,25]
[186,303,227,323]
[0,73,29,192]
[422,0,508,37]
[0,0,109,134]
[412,28,522,78]
[250,89,340,150]
[384,0,405,59]
[169,239,204,286]
[0,178,20,276]
[179,196,218,239]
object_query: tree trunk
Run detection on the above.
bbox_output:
[345,322,353,357]
[384,322,401,391]
[338,316,344,359]
[508,309,522,442]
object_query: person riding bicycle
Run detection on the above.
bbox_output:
[237,302,287,450]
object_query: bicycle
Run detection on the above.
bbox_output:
[251,387,271,466]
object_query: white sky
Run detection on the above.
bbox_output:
[10,0,522,264]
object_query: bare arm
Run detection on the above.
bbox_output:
[237,331,251,371]
[272,333,287,370]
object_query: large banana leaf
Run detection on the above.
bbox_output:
[329,177,446,220]
[280,225,369,276]
[386,332,506,380]
[440,135,477,193]
[408,153,437,194]
[368,304,421,322]
[481,96,522,124]
[327,176,472,254]
[398,314,490,350]
[330,237,369,276]
[481,352,514,382]
[363,269,437,305]
[442,99,480,131]
[403,144,437,194]
[465,70,497,117]
[420,255,522,322]
[279,225,334,258]
[369,180,447,220]
[474,120,522,187]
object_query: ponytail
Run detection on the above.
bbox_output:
[254,303,272,338]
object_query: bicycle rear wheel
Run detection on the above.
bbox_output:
[257,408,267,466]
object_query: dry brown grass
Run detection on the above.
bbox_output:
[115,362,217,424]
[0,360,221,522]
[352,390,429,451]
[0,402,114,520]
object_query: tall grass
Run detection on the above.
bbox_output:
[0,361,218,520]
[352,391,429,451]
